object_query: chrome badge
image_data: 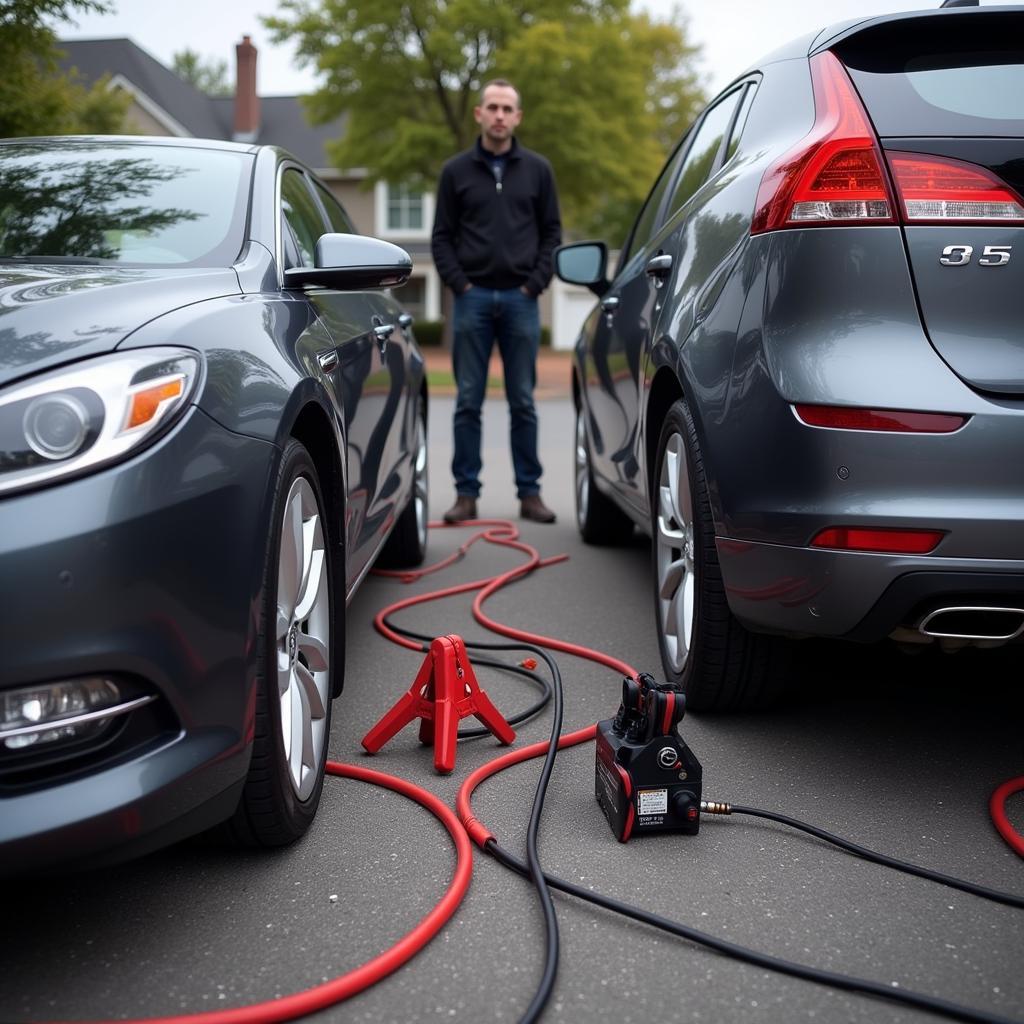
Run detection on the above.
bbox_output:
[940,244,1012,266]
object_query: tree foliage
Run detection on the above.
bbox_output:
[172,48,233,97]
[266,0,704,243]
[0,0,130,138]
[0,148,199,259]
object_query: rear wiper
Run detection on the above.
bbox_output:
[0,255,112,265]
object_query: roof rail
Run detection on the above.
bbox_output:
[939,0,979,7]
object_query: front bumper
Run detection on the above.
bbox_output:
[0,406,277,874]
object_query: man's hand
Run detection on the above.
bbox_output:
[462,283,474,293]
[520,285,533,297]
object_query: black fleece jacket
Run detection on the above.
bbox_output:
[431,138,562,296]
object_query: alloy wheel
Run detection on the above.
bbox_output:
[413,413,429,553]
[656,431,696,674]
[275,476,331,801]
[575,408,590,532]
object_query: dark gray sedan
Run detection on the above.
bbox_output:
[557,6,1024,711]
[0,137,429,872]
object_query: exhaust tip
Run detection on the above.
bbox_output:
[919,606,1024,642]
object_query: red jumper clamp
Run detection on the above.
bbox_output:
[361,634,515,774]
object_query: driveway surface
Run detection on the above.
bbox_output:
[3,396,1022,1024]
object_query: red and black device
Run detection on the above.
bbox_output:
[595,674,702,842]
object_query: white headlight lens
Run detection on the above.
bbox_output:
[0,347,201,495]
[23,393,91,459]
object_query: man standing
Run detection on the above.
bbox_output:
[431,79,562,524]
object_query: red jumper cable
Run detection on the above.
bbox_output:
[61,517,1023,1024]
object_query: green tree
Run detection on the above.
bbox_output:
[172,48,232,97]
[266,0,704,244]
[0,148,199,259]
[0,0,130,138]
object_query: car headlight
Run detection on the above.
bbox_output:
[0,347,201,496]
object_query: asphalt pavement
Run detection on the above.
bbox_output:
[3,395,1023,1024]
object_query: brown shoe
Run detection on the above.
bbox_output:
[519,494,556,524]
[443,495,478,523]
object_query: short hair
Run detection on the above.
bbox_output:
[479,79,521,109]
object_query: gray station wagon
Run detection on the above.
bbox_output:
[557,4,1024,711]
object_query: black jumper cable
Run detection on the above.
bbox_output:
[56,518,1024,1024]
[379,519,1024,1024]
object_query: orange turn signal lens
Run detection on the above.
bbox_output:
[123,377,184,431]
[810,527,945,554]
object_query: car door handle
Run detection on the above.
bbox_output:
[645,253,673,278]
[372,321,394,354]
[317,349,338,373]
[600,296,620,314]
[398,313,414,329]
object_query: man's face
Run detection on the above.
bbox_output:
[474,85,522,146]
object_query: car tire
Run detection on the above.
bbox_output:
[575,402,634,545]
[375,398,429,569]
[227,438,334,846]
[652,399,788,711]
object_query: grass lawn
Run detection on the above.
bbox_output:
[426,369,503,391]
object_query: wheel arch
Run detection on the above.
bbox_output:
[288,400,347,699]
[645,366,685,506]
[419,377,429,426]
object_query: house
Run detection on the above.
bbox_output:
[57,35,588,347]
[56,35,441,324]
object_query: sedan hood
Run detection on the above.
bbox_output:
[0,264,240,388]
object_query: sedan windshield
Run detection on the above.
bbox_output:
[0,142,252,267]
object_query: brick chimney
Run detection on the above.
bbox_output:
[233,35,260,142]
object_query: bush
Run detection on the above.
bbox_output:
[540,326,551,348]
[413,320,444,347]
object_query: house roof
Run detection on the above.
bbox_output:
[57,38,347,171]
[209,96,348,171]
[59,38,224,138]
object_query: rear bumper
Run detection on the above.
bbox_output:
[716,537,1024,641]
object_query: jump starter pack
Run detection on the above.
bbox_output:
[595,673,703,842]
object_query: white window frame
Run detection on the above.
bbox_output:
[425,271,441,321]
[391,271,441,322]
[373,180,434,240]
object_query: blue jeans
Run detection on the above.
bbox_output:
[451,286,542,499]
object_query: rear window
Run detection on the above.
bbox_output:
[834,13,1024,136]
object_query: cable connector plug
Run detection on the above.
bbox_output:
[701,800,732,815]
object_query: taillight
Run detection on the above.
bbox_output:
[887,152,1024,224]
[752,51,895,233]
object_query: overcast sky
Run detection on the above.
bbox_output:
[62,0,944,97]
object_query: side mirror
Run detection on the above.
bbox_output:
[284,233,413,291]
[555,241,610,297]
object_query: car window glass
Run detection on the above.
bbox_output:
[280,169,327,267]
[0,142,251,266]
[618,136,690,270]
[724,83,758,163]
[314,181,357,235]
[836,15,1024,135]
[280,218,302,270]
[665,88,744,218]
